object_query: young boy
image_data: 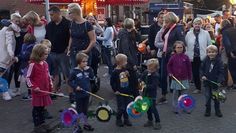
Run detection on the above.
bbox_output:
[110,54,133,127]
[68,52,95,132]
[201,45,224,117]
[140,58,161,130]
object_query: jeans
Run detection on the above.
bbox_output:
[147,100,160,123]
[192,57,202,90]
[116,95,132,120]
[159,54,170,95]
[101,46,113,75]
[204,86,220,110]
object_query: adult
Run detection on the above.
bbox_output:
[118,18,139,97]
[214,14,222,37]
[221,19,236,89]
[23,11,47,43]
[45,6,71,97]
[222,9,234,25]
[97,18,114,75]
[67,3,96,68]
[157,12,185,104]
[185,18,212,93]
[148,11,164,56]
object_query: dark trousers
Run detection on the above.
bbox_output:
[147,100,160,123]
[228,57,236,84]
[116,95,132,120]
[76,96,89,116]
[204,86,220,111]
[159,55,170,95]
[192,57,202,90]
[32,106,45,127]
[101,46,113,75]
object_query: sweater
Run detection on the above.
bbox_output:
[167,53,192,80]
[185,28,212,61]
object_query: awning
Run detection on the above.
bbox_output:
[25,0,149,5]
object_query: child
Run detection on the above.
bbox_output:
[110,54,133,127]
[167,41,192,114]
[26,44,53,133]
[68,52,94,132]
[140,58,161,130]
[17,33,36,99]
[201,45,224,117]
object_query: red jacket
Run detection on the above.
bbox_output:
[26,60,52,96]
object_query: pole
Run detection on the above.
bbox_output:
[45,0,51,22]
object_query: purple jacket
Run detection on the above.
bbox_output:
[167,53,192,80]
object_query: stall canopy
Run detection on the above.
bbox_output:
[25,0,149,6]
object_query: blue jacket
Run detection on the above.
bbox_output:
[141,70,159,98]
[68,67,94,98]
[201,55,225,88]
[18,43,35,72]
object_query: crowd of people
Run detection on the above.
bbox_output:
[0,2,236,133]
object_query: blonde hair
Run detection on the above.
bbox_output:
[40,39,52,48]
[24,33,36,44]
[146,58,159,70]
[76,52,88,64]
[123,18,135,29]
[115,54,127,65]
[163,12,179,24]
[193,17,203,24]
[30,44,48,62]
[10,13,21,20]
[68,3,82,17]
[23,11,40,25]
[206,45,218,53]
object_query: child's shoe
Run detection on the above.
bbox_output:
[153,122,161,130]
[41,123,51,132]
[204,108,211,117]
[22,95,32,100]
[83,124,94,131]
[116,119,124,127]
[124,119,132,126]
[143,120,153,127]
[2,91,12,101]
[215,110,223,117]
[74,125,83,133]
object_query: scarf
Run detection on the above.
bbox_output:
[163,24,176,53]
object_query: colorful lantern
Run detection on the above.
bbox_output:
[178,94,195,112]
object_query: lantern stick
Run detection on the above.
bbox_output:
[81,89,105,100]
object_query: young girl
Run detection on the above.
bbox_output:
[26,44,53,133]
[167,41,192,113]
[68,52,94,132]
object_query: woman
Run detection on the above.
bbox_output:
[97,18,114,75]
[158,12,185,104]
[118,18,139,97]
[185,17,212,93]
[67,3,96,68]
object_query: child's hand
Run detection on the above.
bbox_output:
[202,76,207,81]
[66,50,71,56]
[34,87,40,92]
[76,86,82,91]
[115,91,120,95]
[169,73,173,77]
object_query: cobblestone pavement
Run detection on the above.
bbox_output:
[0,65,236,133]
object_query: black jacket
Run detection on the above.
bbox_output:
[141,70,159,98]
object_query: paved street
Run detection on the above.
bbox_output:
[1,65,236,133]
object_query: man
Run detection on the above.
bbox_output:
[222,9,234,25]
[214,14,222,37]
[45,6,72,100]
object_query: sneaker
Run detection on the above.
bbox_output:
[124,119,132,126]
[158,97,168,105]
[144,120,153,127]
[2,92,12,101]
[22,95,32,100]
[83,124,94,131]
[192,89,201,94]
[116,119,124,127]
[153,122,161,130]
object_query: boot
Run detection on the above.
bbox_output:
[215,109,223,117]
[153,122,161,130]
[144,120,153,127]
[124,119,132,126]
[204,107,211,117]
[116,119,124,127]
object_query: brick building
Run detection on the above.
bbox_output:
[0,0,44,19]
